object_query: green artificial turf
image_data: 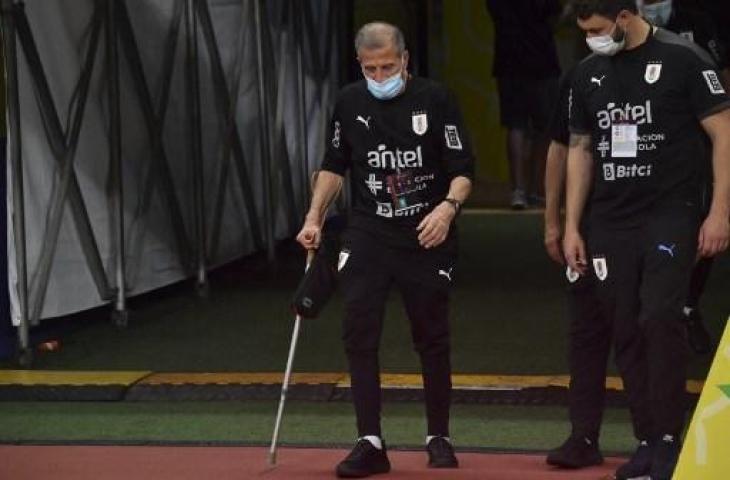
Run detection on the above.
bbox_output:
[0,400,638,454]
[3,213,728,379]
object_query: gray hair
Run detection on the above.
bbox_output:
[354,22,405,55]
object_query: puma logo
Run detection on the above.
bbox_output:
[591,75,606,87]
[356,115,371,130]
[438,268,453,282]
[658,243,676,258]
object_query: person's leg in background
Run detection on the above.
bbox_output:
[336,229,393,478]
[527,75,560,206]
[396,241,458,468]
[547,268,611,468]
[682,256,714,354]
[497,75,530,209]
[682,181,715,354]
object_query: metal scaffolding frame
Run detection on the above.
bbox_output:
[1,0,347,367]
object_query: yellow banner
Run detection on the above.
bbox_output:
[674,316,730,479]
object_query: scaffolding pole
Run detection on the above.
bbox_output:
[106,0,128,327]
[185,0,208,292]
[2,0,31,366]
[253,0,276,262]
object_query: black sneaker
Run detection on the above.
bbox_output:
[426,436,458,468]
[650,434,681,480]
[546,435,603,469]
[683,309,712,354]
[615,440,653,480]
[335,439,391,478]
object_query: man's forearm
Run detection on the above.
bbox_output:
[545,141,568,226]
[702,109,730,219]
[709,130,730,219]
[565,133,593,232]
[305,170,344,225]
[445,176,472,205]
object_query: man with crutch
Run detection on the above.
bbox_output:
[296,21,474,478]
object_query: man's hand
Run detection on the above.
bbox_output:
[698,213,730,258]
[563,228,588,275]
[544,220,564,265]
[417,201,455,249]
[296,215,322,250]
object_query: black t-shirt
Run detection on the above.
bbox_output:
[321,77,475,249]
[666,6,729,69]
[569,27,730,229]
[485,0,562,78]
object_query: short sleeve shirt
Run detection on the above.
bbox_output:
[321,77,475,248]
[569,28,730,228]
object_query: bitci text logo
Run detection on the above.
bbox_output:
[603,163,652,181]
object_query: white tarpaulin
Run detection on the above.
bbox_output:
[6,0,341,325]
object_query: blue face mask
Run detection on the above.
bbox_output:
[642,0,673,27]
[366,69,405,100]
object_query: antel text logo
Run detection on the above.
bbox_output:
[367,144,423,169]
[597,101,653,130]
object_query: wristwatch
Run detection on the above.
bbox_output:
[443,198,461,215]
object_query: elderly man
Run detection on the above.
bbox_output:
[296,22,473,478]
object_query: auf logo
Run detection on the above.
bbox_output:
[658,243,676,258]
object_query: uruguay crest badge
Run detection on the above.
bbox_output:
[645,63,662,84]
[412,111,428,135]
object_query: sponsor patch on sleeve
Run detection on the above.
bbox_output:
[444,125,463,150]
[702,70,726,95]
[331,121,341,148]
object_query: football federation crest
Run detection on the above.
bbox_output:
[566,266,580,284]
[592,256,608,281]
[645,63,662,84]
[412,112,428,135]
[338,250,350,272]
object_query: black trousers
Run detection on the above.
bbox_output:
[588,210,699,439]
[339,227,455,438]
[565,266,611,441]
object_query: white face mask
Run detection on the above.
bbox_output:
[586,23,626,56]
[641,0,673,27]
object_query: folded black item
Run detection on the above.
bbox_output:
[291,228,341,319]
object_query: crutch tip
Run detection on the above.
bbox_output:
[267,452,277,466]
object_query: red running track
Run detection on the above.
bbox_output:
[0,445,623,480]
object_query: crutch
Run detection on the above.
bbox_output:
[268,171,340,465]
[267,249,314,466]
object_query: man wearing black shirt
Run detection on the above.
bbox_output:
[543,65,611,469]
[485,0,562,208]
[564,1,730,479]
[296,22,473,478]
[639,0,729,354]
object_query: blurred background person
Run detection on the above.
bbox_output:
[485,0,562,209]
